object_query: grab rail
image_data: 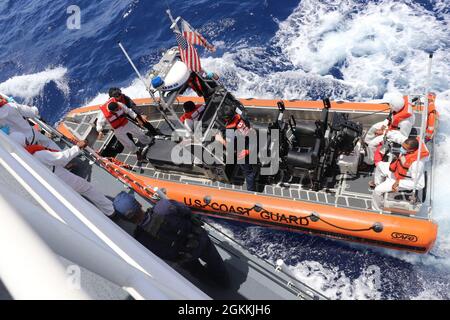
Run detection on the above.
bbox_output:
[0,131,209,300]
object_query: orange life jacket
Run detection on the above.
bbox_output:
[389,139,429,180]
[388,96,413,131]
[0,97,8,107]
[25,145,59,155]
[180,105,205,123]
[100,98,128,129]
[226,114,252,135]
[426,93,439,141]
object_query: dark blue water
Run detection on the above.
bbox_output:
[0,0,449,299]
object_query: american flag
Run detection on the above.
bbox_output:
[181,19,216,52]
[175,31,202,72]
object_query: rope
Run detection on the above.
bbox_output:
[350,106,391,120]
[305,214,376,232]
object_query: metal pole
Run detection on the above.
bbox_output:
[117,41,192,134]
[118,42,152,94]
[412,53,433,195]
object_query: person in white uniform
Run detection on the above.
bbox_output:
[369,138,428,211]
[9,132,115,217]
[364,92,415,165]
[96,99,151,161]
[0,92,60,150]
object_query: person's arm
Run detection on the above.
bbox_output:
[124,95,137,109]
[0,106,9,120]
[398,118,413,138]
[12,103,39,118]
[398,160,425,190]
[34,145,82,167]
[121,104,138,120]
[96,112,107,132]
[184,118,194,131]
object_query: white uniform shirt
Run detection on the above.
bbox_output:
[0,102,39,136]
[398,159,426,190]
[96,103,138,132]
[386,114,416,143]
[33,145,81,170]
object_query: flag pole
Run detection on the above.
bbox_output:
[117,41,181,131]
[166,9,181,33]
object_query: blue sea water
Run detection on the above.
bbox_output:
[0,0,449,299]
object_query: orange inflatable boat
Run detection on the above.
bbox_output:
[54,49,439,253]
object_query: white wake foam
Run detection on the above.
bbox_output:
[0,67,69,103]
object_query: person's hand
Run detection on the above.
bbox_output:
[140,115,149,122]
[375,126,386,136]
[98,132,104,140]
[137,118,145,127]
[76,140,88,149]
[77,140,87,149]
[392,180,400,192]
[215,133,225,145]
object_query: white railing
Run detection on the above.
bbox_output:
[0,131,210,300]
[0,191,90,300]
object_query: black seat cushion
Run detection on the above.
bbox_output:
[287,137,321,169]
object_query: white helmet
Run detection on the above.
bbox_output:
[9,132,27,147]
[383,92,405,112]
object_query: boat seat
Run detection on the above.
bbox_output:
[291,121,321,149]
[286,137,321,170]
[294,121,317,137]
[384,171,428,214]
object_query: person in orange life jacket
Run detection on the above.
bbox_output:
[215,106,258,192]
[180,101,205,131]
[8,132,115,217]
[0,93,60,150]
[112,193,230,287]
[97,100,152,161]
[364,92,415,165]
[369,138,428,211]
[109,88,160,136]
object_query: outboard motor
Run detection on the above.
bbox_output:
[151,60,191,92]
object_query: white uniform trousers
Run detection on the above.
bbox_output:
[114,122,151,153]
[54,166,115,216]
[372,161,397,211]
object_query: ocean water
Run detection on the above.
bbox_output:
[0,0,449,299]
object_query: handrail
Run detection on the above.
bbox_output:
[0,131,209,300]
[0,190,90,300]
[2,190,180,300]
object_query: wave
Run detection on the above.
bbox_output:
[0,67,69,103]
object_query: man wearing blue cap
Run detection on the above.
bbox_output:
[113,192,230,287]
